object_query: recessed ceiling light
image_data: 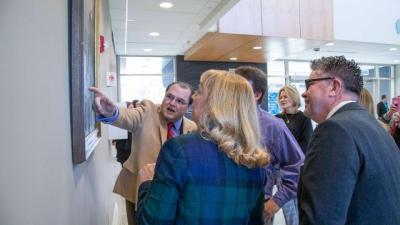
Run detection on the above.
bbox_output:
[229,57,238,61]
[325,42,335,46]
[160,2,173,8]
[389,47,398,51]
[149,32,160,37]
[253,46,262,50]
[144,48,152,52]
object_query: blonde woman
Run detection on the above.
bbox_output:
[137,70,270,225]
[359,88,389,131]
[359,88,375,115]
[276,85,313,154]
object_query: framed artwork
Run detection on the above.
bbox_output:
[70,0,101,164]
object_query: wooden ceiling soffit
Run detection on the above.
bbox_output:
[184,32,327,63]
[184,32,258,62]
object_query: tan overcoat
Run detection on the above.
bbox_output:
[112,100,197,204]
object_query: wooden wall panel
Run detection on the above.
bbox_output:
[218,0,262,35]
[261,0,301,38]
[299,0,334,41]
[184,33,258,61]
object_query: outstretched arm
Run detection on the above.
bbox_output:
[89,87,116,117]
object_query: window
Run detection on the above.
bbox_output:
[119,56,175,103]
[267,61,285,114]
[288,61,311,76]
[265,61,395,116]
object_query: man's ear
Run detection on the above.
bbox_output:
[254,91,263,102]
[329,78,342,96]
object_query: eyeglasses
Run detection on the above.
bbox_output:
[164,93,189,106]
[305,77,334,90]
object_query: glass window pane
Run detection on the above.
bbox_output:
[364,79,374,94]
[267,76,285,115]
[287,82,307,112]
[360,65,375,78]
[288,61,311,76]
[379,66,391,78]
[380,80,391,101]
[267,61,285,76]
[120,57,172,74]
[120,75,174,103]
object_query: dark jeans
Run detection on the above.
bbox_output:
[126,200,137,225]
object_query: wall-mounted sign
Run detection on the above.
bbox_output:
[106,71,116,87]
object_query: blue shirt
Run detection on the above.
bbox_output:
[168,118,183,137]
[257,106,304,207]
[96,106,183,136]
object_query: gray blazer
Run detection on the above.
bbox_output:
[298,102,400,225]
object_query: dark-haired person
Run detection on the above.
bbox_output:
[90,82,197,225]
[113,100,139,165]
[377,94,388,120]
[299,56,400,225]
[235,66,304,225]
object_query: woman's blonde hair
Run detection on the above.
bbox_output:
[196,70,270,168]
[359,88,375,115]
[278,85,301,108]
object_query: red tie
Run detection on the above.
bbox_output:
[167,122,174,139]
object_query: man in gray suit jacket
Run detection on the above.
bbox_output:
[298,56,400,225]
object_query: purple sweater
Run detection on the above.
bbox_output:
[258,106,304,207]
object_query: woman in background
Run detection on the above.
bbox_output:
[276,85,313,154]
[137,70,270,225]
[359,88,389,131]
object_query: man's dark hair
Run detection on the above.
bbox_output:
[381,94,387,100]
[310,56,363,95]
[234,66,267,105]
[165,81,194,104]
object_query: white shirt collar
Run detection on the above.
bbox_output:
[326,100,356,120]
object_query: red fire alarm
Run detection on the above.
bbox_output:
[100,35,105,53]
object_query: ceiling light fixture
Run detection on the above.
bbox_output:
[229,57,238,61]
[149,32,160,37]
[144,48,152,52]
[253,46,262,50]
[160,2,173,8]
[325,42,335,46]
[389,47,398,51]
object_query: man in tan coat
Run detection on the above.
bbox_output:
[90,82,197,225]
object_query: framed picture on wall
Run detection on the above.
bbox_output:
[70,0,101,164]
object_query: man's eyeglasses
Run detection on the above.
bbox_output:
[305,77,334,90]
[164,93,189,106]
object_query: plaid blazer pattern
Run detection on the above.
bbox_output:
[137,132,266,225]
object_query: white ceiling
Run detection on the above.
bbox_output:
[109,0,238,56]
[108,0,400,65]
[278,40,400,65]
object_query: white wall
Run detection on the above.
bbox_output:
[334,0,400,45]
[0,0,119,224]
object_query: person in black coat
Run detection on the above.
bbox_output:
[377,94,388,119]
[276,85,313,154]
[113,100,138,164]
[299,56,400,225]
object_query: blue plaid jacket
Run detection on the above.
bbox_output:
[137,132,266,225]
